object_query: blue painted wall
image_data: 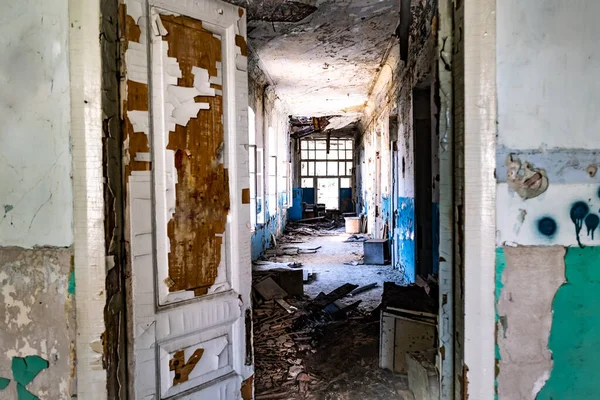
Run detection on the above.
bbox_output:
[397,196,416,282]
[251,194,288,261]
[289,188,303,221]
[340,188,353,213]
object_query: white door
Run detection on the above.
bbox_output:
[122,0,253,398]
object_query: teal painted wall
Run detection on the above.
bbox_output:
[536,246,600,399]
[496,246,600,399]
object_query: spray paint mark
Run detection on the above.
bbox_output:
[585,214,600,240]
[570,201,590,248]
[538,217,557,237]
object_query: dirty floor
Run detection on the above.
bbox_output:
[252,225,411,400]
[255,230,406,311]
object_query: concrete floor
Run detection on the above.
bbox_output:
[255,231,405,311]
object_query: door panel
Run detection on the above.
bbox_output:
[122,0,252,398]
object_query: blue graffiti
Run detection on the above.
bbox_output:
[538,217,557,237]
[585,214,600,240]
[570,201,590,247]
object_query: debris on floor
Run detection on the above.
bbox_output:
[253,222,414,399]
[252,276,412,399]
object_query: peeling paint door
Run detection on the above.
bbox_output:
[121,0,252,398]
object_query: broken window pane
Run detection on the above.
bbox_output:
[340,177,351,188]
[308,161,315,176]
[346,162,353,176]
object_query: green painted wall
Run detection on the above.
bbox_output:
[496,246,600,399]
[536,246,600,399]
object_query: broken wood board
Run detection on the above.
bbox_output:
[312,283,358,309]
[254,277,288,300]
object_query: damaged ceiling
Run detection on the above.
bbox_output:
[234,0,399,127]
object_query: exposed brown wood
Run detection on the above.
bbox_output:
[235,34,248,56]
[125,15,141,42]
[160,15,230,294]
[169,348,205,385]
[242,188,251,204]
[238,7,244,18]
[241,375,253,400]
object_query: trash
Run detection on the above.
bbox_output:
[345,234,370,242]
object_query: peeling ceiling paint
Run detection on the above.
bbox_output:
[245,0,398,125]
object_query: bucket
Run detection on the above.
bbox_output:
[345,217,361,234]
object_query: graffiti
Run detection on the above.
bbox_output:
[0,356,49,400]
[585,214,600,240]
[538,217,557,237]
[570,201,591,247]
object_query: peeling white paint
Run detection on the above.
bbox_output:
[129,110,151,135]
[2,283,32,328]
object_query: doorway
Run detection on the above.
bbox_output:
[413,85,434,277]
[317,177,339,210]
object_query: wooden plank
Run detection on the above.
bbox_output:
[311,283,358,308]
[254,277,288,300]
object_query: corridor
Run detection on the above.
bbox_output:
[2,0,600,399]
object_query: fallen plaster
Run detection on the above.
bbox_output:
[496,245,565,400]
[506,155,548,200]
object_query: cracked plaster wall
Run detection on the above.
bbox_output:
[0,1,76,399]
[496,1,600,398]
[248,53,292,260]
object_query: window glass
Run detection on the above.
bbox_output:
[301,178,314,188]
[340,178,351,188]
[326,162,337,176]
[315,150,326,160]
[346,162,353,176]
[316,161,327,176]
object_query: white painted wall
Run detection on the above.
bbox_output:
[497,0,600,149]
[0,0,73,247]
